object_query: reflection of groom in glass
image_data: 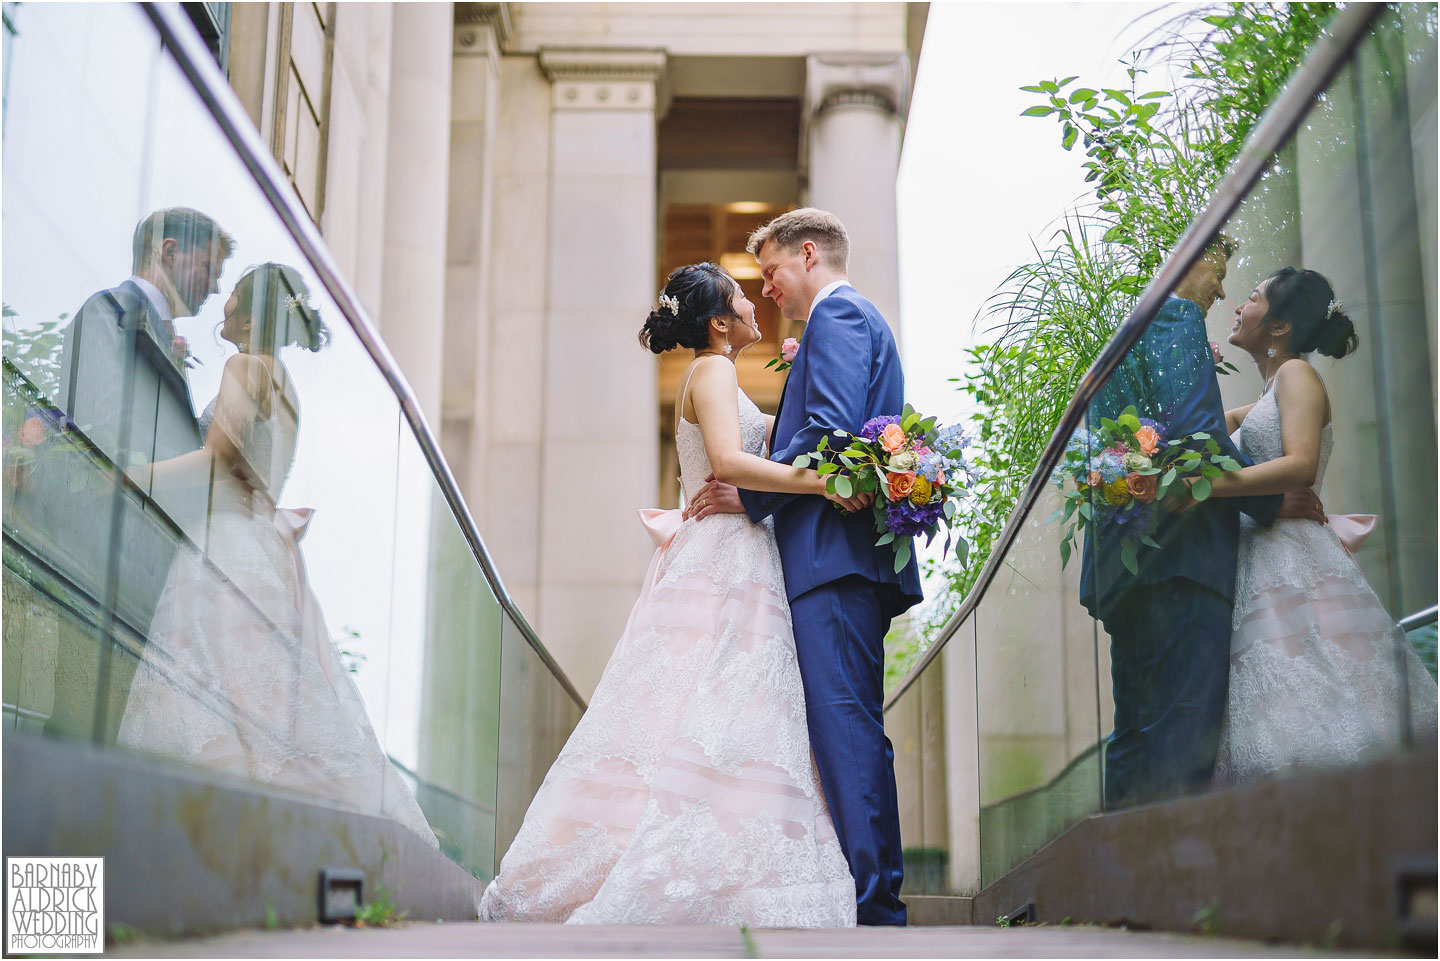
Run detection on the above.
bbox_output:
[58,207,234,471]
[44,207,232,739]
[1080,236,1281,809]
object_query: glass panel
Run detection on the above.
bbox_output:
[63,38,415,830]
[493,614,586,876]
[495,615,548,869]
[888,677,925,896]
[2,3,163,742]
[386,429,503,876]
[917,652,949,894]
[1084,14,1437,814]
[974,489,1102,885]
[2,1,585,885]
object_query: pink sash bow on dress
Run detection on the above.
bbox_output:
[1327,513,1377,554]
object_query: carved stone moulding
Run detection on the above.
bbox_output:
[805,52,909,119]
[539,48,669,113]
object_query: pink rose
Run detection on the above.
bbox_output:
[1133,425,1160,456]
[781,337,800,362]
[880,423,907,454]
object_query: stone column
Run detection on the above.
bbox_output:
[379,2,453,427]
[443,2,507,515]
[804,53,908,337]
[536,48,666,697]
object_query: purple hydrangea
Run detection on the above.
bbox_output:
[859,415,901,442]
[884,495,945,539]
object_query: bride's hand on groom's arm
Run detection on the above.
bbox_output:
[683,473,872,520]
[823,486,872,513]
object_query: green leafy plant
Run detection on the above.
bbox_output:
[354,886,407,927]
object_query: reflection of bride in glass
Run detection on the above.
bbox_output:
[118,263,436,846]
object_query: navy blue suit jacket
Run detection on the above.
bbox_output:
[1080,296,1281,619]
[738,285,923,615]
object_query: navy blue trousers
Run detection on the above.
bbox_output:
[1102,578,1233,810]
[789,574,906,926]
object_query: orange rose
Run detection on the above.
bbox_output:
[886,471,916,502]
[880,423,908,454]
[1133,425,1160,456]
[1126,471,1158,504]
[1087,470,1103,489]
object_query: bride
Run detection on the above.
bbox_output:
[479,262,858,926]
[1174,266,1437,784]
[117,263,437,846]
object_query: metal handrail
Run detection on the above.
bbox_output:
[1400,606,1438,633]
[884,2,1385,710]
[142,2,586,709]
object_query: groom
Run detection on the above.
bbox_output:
[687,208,922,926]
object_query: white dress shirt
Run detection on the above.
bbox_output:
[128,274,175,327]
[807,279,848,320]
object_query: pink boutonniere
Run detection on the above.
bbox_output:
[767,337,800,373]
[1211,341,1237,376]
[171,335,199,370]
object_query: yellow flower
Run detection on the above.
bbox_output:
[909,475,933,506]
[1104,477,1132,505]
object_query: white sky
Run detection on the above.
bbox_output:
[898,1,1172,588]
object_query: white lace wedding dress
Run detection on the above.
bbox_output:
[1214,385,1437,785]
[479,385,855,927]
[117,377,438,847]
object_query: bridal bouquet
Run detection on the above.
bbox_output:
[793,404,971,573]
[1050,404,1242,574]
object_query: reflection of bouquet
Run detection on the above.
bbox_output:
[793,404,972,573]
[1051,404,1241,573]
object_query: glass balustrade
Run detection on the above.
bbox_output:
[886,3,1437,892]
[1,1,583,883]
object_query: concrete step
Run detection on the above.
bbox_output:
[107,920,1363,958]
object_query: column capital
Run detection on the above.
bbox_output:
[539,48,669,113]
[454,2,510,54]
[805,52,909,119]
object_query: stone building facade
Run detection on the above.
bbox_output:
[216,1,928,696]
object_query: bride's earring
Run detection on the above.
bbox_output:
[1266,347,1277,358]
[722,343,732,355]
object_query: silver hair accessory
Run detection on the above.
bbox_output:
[285,292,310,312]
[1326,299,1343,319]
[659,293,680,316]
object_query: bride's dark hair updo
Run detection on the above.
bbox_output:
[1264,267,1358,360]
[639,262,740,354]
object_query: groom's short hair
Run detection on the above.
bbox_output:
[132,207,236,274]
[747,208,849,271]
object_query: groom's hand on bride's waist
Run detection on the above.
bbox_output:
[684,475,747,521]
[1278,488,1326,524]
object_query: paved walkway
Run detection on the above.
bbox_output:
[112,921,1351,958]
